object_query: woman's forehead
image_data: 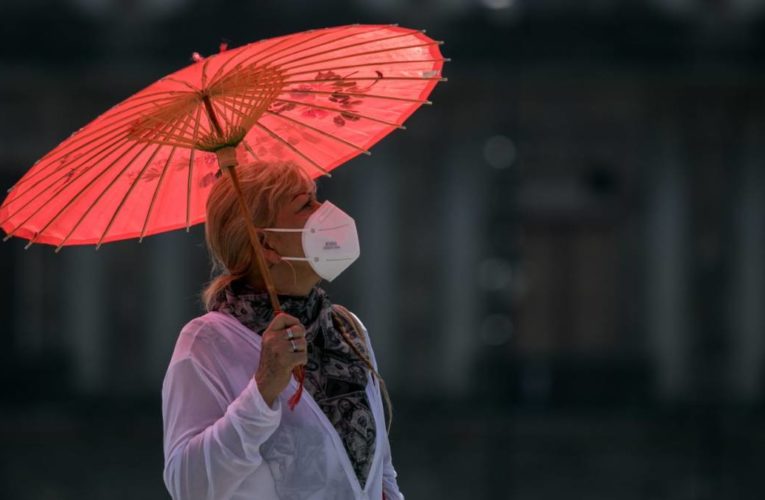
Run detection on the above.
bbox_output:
[288,181,317,198]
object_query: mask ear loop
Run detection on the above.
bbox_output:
[261,227,305,233]
[261,228,310,286]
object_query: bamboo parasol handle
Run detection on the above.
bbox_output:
[218,149,281,313]
[215,147,305,410]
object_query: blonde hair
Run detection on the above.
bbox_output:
[201,160,315,311]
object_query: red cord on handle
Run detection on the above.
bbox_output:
[288,365,306,410]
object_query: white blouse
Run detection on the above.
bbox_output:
[161,310,404,500]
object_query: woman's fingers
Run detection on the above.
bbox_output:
[270,312,301,331]
[255,313,309,403]
[289,345,308,367]
[280,334,307,369]
[284,324,306,340]
[263,314,308,354]
[286,336,307,352]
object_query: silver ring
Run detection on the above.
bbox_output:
[290,339,298,352]
[286,327,295,340]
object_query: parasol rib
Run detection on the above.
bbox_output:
[241,139,326,178]
[228,74,257,126]
[162,77,200,93]
[14,105,176,197]
[284,76,446,86]
[241,140,257,159]
[206,28,335,88]
[261,26,392,68]
[40,93,181,159]
[10,98,179,192]
[230,69,279,124]
[42,141,156,250]
[253,122,330,177]
[4,139,140,244]
[269,31,421,70]
[279,40,441,72]
[5,127,135,208]
[94,142,164,249]
[212,76,433,126]
[186,105,204,231]
[214,94,268,122]
[211,84,283,133]
[208,26,391,89]
[139,146,178,242]
[112,89,192,102]
[282,58,449,79]
[1,137,133,228]
[240,140,267,169]
[212,98,236,138]
[218,78,238,129]
[92,103,200,249]
[206,27,346,90]
[202,95,225,138]
[264,110,371,155]
[202,58,214,90]
[278,88,432,105]
[208,28,408,95]
[270,98,406,129]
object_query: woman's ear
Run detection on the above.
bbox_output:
[262,247,281,266]
[260,234,282,265]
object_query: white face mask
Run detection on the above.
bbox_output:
[262,201,360,282]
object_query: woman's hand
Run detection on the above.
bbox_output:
[254,313,307,407]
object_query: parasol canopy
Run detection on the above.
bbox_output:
[0,23,447,410]
[0,24,447,250]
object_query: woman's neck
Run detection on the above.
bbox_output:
[247,267,321,297]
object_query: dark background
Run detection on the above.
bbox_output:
[2,0,765,499]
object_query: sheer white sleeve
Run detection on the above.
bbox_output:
[381,433,405,500]
[162,355,281,500]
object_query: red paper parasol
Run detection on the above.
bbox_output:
[0,23,447,408]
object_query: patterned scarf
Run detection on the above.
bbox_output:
[209,280,377,487]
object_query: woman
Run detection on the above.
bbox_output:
[161,160,403,500]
